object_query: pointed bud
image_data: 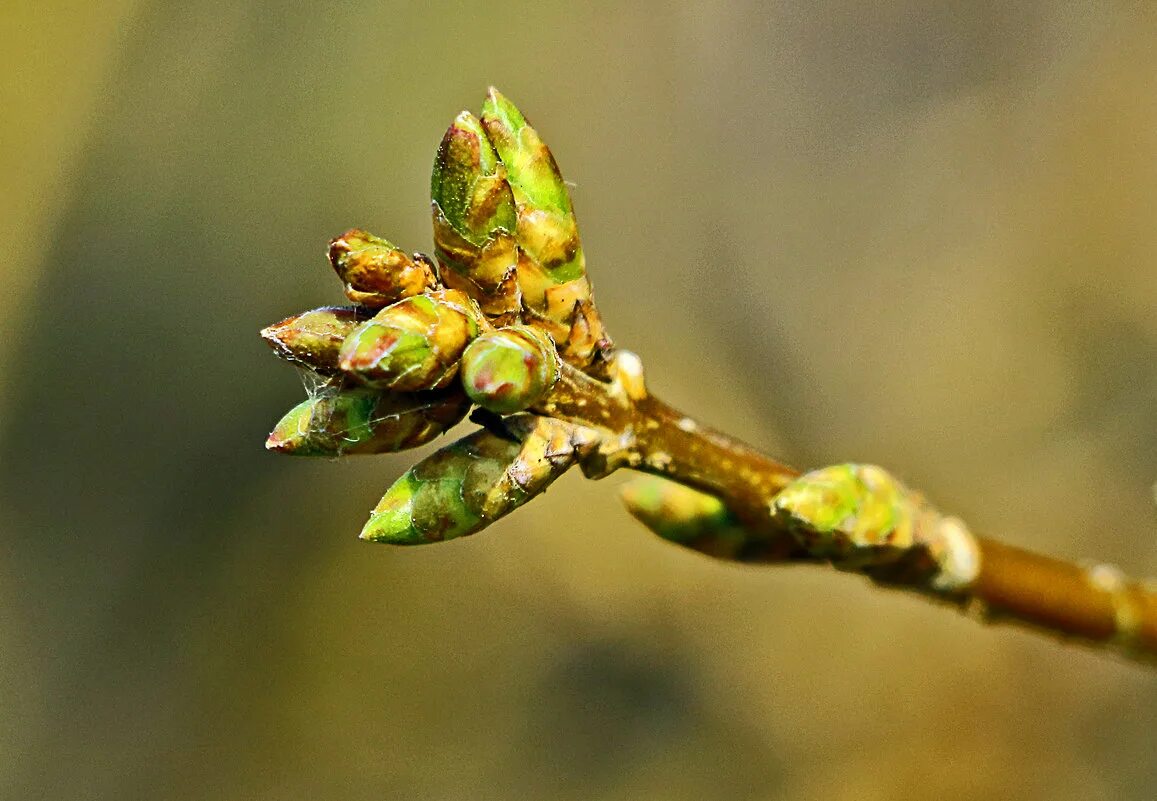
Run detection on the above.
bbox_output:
[265,386,470,457]
[338,290,481,391]
[479,88,609,367]
[261,306,366,374]
[327,229,438,307]
[479,88,574,222]
[431,111,521,321]
[460,326,559,414]
[360,416,593,544]
[480,88,583,282]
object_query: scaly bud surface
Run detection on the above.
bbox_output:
[260,306,365,374]
[265,386,470,456]
[360,415,591,544]
[328,229,437,307]
[479,88,607,368]
[338,289,481,391]
[460,326,560,414]
[431,111,520,321]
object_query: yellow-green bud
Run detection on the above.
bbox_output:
[360,416,589,544]
[478,88,610,370]
[338,289,481,392]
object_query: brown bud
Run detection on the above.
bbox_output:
[328,229,437,307]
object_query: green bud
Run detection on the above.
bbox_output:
[479,88,609,369]
[431,111,521,321]
[360,415,590,544]
[265,386,470,456]
[260,306,366,374]
[480,88,583,284]
[327,229,437,307]
[771,464,927,567]
[338,289,481,391]
[620,478,748,557]
[459,326,559,414]
[479,89,573,224]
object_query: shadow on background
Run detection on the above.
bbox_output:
[2,2,1155,799]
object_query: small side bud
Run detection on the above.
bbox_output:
[459,326,560,415]
[771,464,931,569]
[261,306,366,373]
[621,478,748,558]
[265,386,470,457]
[328,229,437,307]
[338,290,482,392]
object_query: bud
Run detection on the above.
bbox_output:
[265,386,470,457]
[479,88,608,367]
[620,478,733,542]
[260,306,366,374]
[338,289,481,391]
[431,111,520,321]
[327,229,437,307]
[771,464,932,568]
[479,88,576,254]
[460,326,559,414]
[360,415,592,544]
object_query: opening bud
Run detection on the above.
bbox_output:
[477,88,610,369]
[480,87,584,283]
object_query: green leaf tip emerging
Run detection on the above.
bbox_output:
[480,88,573,218]
[470,88,608,370]
[480,87,585,286]
[431,111,521,323]
[431,112,515,243]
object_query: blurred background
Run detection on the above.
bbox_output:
[2,1,1156,799]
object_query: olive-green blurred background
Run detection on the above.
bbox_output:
[3,2,1156,799]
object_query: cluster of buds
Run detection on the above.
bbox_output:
[262,89,612,545]
[260,90,1157,665]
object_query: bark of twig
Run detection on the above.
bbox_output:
[540,357,1157,665]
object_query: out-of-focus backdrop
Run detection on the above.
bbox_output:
[3,2,1156,799]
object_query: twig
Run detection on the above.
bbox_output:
[518,353,1157,663]
[261,87,1157,667]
